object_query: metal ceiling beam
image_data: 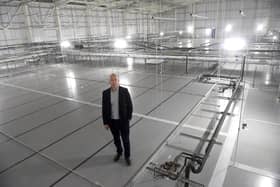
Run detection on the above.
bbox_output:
[23,2,33,42]
[54,0,71,7]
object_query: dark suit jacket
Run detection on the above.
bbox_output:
[102,86,133,126]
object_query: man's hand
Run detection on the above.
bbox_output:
[104,124,110,130]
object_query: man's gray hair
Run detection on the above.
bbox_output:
[110,73,119,80]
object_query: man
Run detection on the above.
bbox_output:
[102,73,133,166]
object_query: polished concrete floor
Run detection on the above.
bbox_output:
[0,61,279,187]
[223,65,280,187]
[223,88,280,187]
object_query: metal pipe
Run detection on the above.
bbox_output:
[201,74,239,80]
[185,55,188,74]
[0,53,48,64]
[240,56,246,82]
[184,160,191,187]
[191,80,241,173]
[65,50,279,65]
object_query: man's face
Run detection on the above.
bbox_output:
[110,75,119,90]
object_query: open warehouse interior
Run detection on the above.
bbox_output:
[0,0,280,186]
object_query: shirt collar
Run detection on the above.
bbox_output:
[111,86,119,92]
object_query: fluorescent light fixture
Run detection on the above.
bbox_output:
[114,39,127,49]
[126,35,131,39]
[223,37,246,51]
[60,40,71,48]
[256,24,264,32]
[273,35,277,40]
[187,25,194,34]
[160,32,164,36]
[190,13,208,19]
[225,24,232,32]
[205,28,212,36]
[179,30,183,35]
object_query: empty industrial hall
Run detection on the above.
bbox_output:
[0,0,279,186]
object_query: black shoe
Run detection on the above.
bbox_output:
[125,158,131,166]
[114,154,121,162]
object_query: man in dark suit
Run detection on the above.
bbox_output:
[102,73,133,166]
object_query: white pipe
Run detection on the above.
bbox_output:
[0,53,48,63]
[65,50,280,65]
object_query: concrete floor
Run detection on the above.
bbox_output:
[223,64,280,187]
[0,61,279,187]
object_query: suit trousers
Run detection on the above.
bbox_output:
[110,119,130,158]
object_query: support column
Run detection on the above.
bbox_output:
[277,82,280,102]
[54,6,62,42]
[185,55,189,74]
[106,9,112,36]
[174,9,177,31]
[122,11,127,36]
[85,7,92,38]
[146,14,149,42]
[70,7,77,39]
[135,13,139,34]
[23,3,33,42]
[2,28,11,54]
